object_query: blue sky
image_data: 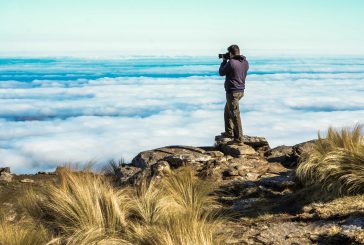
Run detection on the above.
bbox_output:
[1,0,364,56]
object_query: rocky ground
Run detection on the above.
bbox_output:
[1,135,363,244]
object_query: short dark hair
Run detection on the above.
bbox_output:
[227,45,240,55]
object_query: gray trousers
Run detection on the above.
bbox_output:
[224,92,244,140]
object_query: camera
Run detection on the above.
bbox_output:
[218,52,230,59]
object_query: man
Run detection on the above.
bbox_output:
[219,44,249,144]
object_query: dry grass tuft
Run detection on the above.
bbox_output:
[24,167,132,244]
[129,167,225,245]
[0,218,53,245]
[130,179,166,225]
[147,214,223,245]
[161,166,218,219]
[102,158,127,176]
[296,124,364,197]
[22,166,224,245]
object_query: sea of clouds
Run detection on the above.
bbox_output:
[0,56,364,173]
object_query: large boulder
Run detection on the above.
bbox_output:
[131,146,219,169]
[292,140,316,162]
[265,145,296,167]
[265,140,316,167]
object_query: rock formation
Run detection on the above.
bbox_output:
[114,135,313,186]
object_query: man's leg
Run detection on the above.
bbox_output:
[230,92,244,141]
[224,95,234,137]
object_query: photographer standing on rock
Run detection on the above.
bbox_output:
[219,45,249,144]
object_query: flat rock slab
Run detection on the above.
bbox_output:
[220,143,258,157]
[215,135,271,153]
[131,145,222,169]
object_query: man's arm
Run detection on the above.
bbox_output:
[219,59,231,76]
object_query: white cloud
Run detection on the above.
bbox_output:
[0,57,363,173]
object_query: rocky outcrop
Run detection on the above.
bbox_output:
[120,145,226,185]
[116,135,289,186]
[125,135,314,183]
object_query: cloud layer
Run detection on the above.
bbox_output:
[0,57,364,173]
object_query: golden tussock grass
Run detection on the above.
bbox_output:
[130,167,225,245]
[0,217,54,245]
[296,124,364,197]
[18,166,224,245]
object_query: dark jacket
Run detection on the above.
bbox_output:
[219,55,249,93]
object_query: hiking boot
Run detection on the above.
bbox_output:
[220,132,234,138]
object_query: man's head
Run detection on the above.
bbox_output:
[227,44,240,57]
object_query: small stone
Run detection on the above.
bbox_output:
[268,162,288,174]
[223,169,239,177]
[309,234,319,241]
[236,164,255,176]
[20,178,34,183]
[245,172,260,181]
[205,151,224,158]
